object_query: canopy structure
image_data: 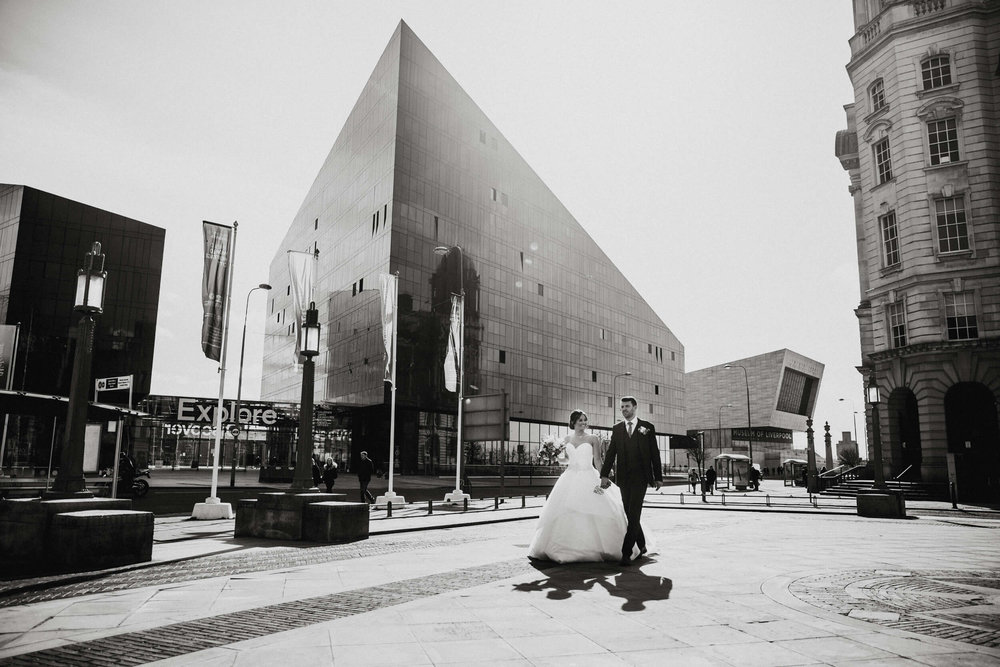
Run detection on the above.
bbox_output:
[714,453,750,462]
[0,389,148,419]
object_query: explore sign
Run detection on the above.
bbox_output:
[176,398,278,427]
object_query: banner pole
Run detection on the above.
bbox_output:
[209,222,237,501]
[387,272,398,495]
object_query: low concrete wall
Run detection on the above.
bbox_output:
[0,497,148,573]
[234,492,346,541]
[302,501,369,543]
[49,510,153,569]
[856,490,907,519]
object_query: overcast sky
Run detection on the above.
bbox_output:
[0,1,864,453]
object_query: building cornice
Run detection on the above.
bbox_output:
[867,336,1000,362]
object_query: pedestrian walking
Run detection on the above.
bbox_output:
[688,468,699,493]
[357,451,375,503]
[705,465,717,495]
[322,458,338,493]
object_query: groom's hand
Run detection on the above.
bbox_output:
[600,476,611,489]
[652,481,662,490]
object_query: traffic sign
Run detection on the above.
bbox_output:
[229,424,241,437]
[96,375,132,391]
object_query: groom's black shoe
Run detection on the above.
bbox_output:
[639,546,648,557]
[618,556,632,566]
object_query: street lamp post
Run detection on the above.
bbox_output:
[46,242,106,499]
[290,303,321,492]
[717,403,732,461]
[434,245,470,503]
[230,283,271,487]
[724,364,752,466]
[610,371,631,467]
[865,373,887,490]
[838,397,859,455]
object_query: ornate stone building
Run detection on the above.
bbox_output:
[835,0,999,501]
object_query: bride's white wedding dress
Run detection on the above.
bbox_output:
[528,441,653,563]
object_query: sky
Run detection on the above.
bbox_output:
[0,1,865,454]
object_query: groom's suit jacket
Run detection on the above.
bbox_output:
[600,419,663,487]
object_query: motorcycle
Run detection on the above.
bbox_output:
[99,466,151,497]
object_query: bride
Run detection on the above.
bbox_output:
[528,409,653,563]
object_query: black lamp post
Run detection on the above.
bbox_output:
[724,364,752,465]
[290,302,321,492]
[717,402,731,459]
[866,372,888,490]
[47,242,106,498]
[229,283,271,487]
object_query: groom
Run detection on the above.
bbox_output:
[600,396,662,566]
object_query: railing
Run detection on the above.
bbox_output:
[894,465,914,481]
[367,490,864,520]
[850,0,954,58]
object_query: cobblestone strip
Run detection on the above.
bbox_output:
[0,558,532,666]
[0,531,494,608]
[788,569,1000,648]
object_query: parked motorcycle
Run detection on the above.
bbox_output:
[100,466,151,497]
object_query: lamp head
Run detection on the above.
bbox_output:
[74,241,107,313]
[724,364,732,369]
[434,246,450,255]
[301,302,321,356]
[258,283,272,290]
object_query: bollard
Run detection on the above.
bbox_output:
[766,494,770,507]
[680,492,684,505]
[721,493,726,506]
[428,499,433,515]
[701,485,706,503]
[463,497,468,512]
[950,481,958,509]
[494,496,499,510]
[522,495,526,508]
[387,501,393,518]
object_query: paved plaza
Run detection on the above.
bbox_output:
[0,482,998,666]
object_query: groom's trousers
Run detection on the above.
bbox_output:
[620,481,647,557]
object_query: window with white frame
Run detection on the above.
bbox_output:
[874,138,893,184]
[935,197,969,253]
[921,55,952,91]
[927,118,960,165]
[869,78,886,113]
[944,292,978,340]
[888,301,907,348]
[879,210,899,268]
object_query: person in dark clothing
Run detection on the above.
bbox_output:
[748,465,761,491]
[357,451,375,503]
[705,466,717,495]
[322,458,338,493]
[311,457,323,487]
[118,451,136,497]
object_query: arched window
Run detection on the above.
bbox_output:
[869,78,886,113]
[921,55,952,90]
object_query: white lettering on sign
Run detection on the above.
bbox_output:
[176,398,278,426]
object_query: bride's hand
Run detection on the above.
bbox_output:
[600,476,611,489]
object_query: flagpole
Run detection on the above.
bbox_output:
[0,323,20,477]
[193,221,237,519]
[376,273,405,507]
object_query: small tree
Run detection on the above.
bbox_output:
[838,446,862,468]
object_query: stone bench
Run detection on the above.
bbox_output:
[302,501,369,543]
[49,509,154,570]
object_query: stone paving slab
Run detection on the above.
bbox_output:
[1,495,999,666]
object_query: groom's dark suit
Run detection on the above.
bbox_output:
[600,418,663,561]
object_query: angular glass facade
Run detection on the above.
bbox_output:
[262,22,685,475]
[0,184,165,474]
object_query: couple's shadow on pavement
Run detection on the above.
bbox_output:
[515,558,672,611]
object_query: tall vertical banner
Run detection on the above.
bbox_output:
[444,295,461,392]
[379,273,397,383]
[201,222,233,361]
[287,250,315,363]
[0,324,18,390]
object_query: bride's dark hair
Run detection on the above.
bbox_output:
[569,409,587,428]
